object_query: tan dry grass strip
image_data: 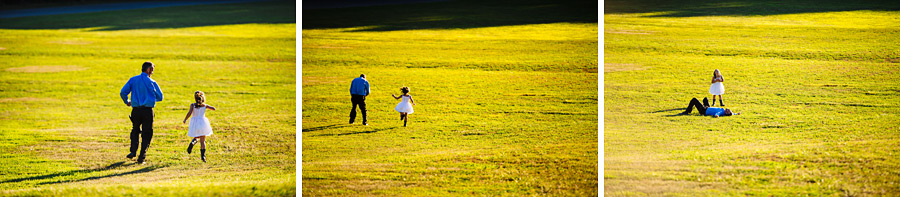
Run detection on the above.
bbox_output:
[604,63,646,72]
[6,65,86,73]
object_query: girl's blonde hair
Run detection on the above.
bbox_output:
[194,91,206,108]
[400,86,410,94]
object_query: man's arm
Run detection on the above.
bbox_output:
[364,81,370,96]
[120,79,132,105]
[153,81,163,101]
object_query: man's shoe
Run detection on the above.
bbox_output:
[126,152,136,159]
[349,120,354,124]
[136,156,145,164]
[362,122,368,126]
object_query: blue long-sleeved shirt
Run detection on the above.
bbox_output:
[120,73,163,107]
[349,77,369,96]
[705,107,725,116]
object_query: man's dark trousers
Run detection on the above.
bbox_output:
[349,95,367,124]
[684,97,710,114]
[130,107,154,157]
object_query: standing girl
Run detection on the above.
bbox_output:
[182,91,216,162]
[392,86,416,127]
[709,69,726,106]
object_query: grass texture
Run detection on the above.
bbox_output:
[302,0,599,195]
[604,0,900,195]
[0,1,296,196]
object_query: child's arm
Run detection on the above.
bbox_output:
[206,105,216,111]
[183,104,194,123]
[409,95,416,106]
[391,94,401,99]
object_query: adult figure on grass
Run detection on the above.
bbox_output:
[680,97,740,118]
[349,74,370,125]
[120,61,164,164]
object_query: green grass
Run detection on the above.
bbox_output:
[605,0,900,195]
[0,1,295,196]
[302,0,598,195]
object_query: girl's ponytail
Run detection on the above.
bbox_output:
[194,91,206,108]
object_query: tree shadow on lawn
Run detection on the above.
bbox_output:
[302,0,597,32]
[0,0,294,30]
[605,0,900,17]
[1,161,166,185]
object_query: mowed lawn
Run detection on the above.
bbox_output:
[605,0,900,195]
[302,0,598,195]
[0,1,295,196]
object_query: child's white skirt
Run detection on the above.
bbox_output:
[395,101,414,114]
[188,116,213,137]
[709,82,725,95]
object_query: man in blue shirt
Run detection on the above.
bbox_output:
[349,74,370,125]
[681,97,739,118]
[120,62,164,164]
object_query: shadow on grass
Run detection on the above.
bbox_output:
[651,108,684,113]
[605,0,900,17]
[302,0,597,32]
[311,126,400,137]
[302,124,352,133]
[0,0,294,30]
[38,164,168,185]
[663,113,691,117]
[0,161,143,184]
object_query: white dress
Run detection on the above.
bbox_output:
[709,76,725,95]
[187,104,213,137]
[394,95,414,114]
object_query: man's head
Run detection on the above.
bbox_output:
[360,74,366,79]
[142,62,155,75]
[723,109,733,116]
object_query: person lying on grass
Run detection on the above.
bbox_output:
[680,97,740,118]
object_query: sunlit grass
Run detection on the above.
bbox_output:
[0,1,295,196]
[302,1,598,195]
[605,0,900,195]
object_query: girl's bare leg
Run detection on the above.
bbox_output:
[199,136,206,149]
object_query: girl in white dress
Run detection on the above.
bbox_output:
[182,91,216,162]
[709,69,726,106]
[392,86,416,127]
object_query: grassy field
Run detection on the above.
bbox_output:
[0,1,295,196]
[604,0,900,195]
[302,0,598,195]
